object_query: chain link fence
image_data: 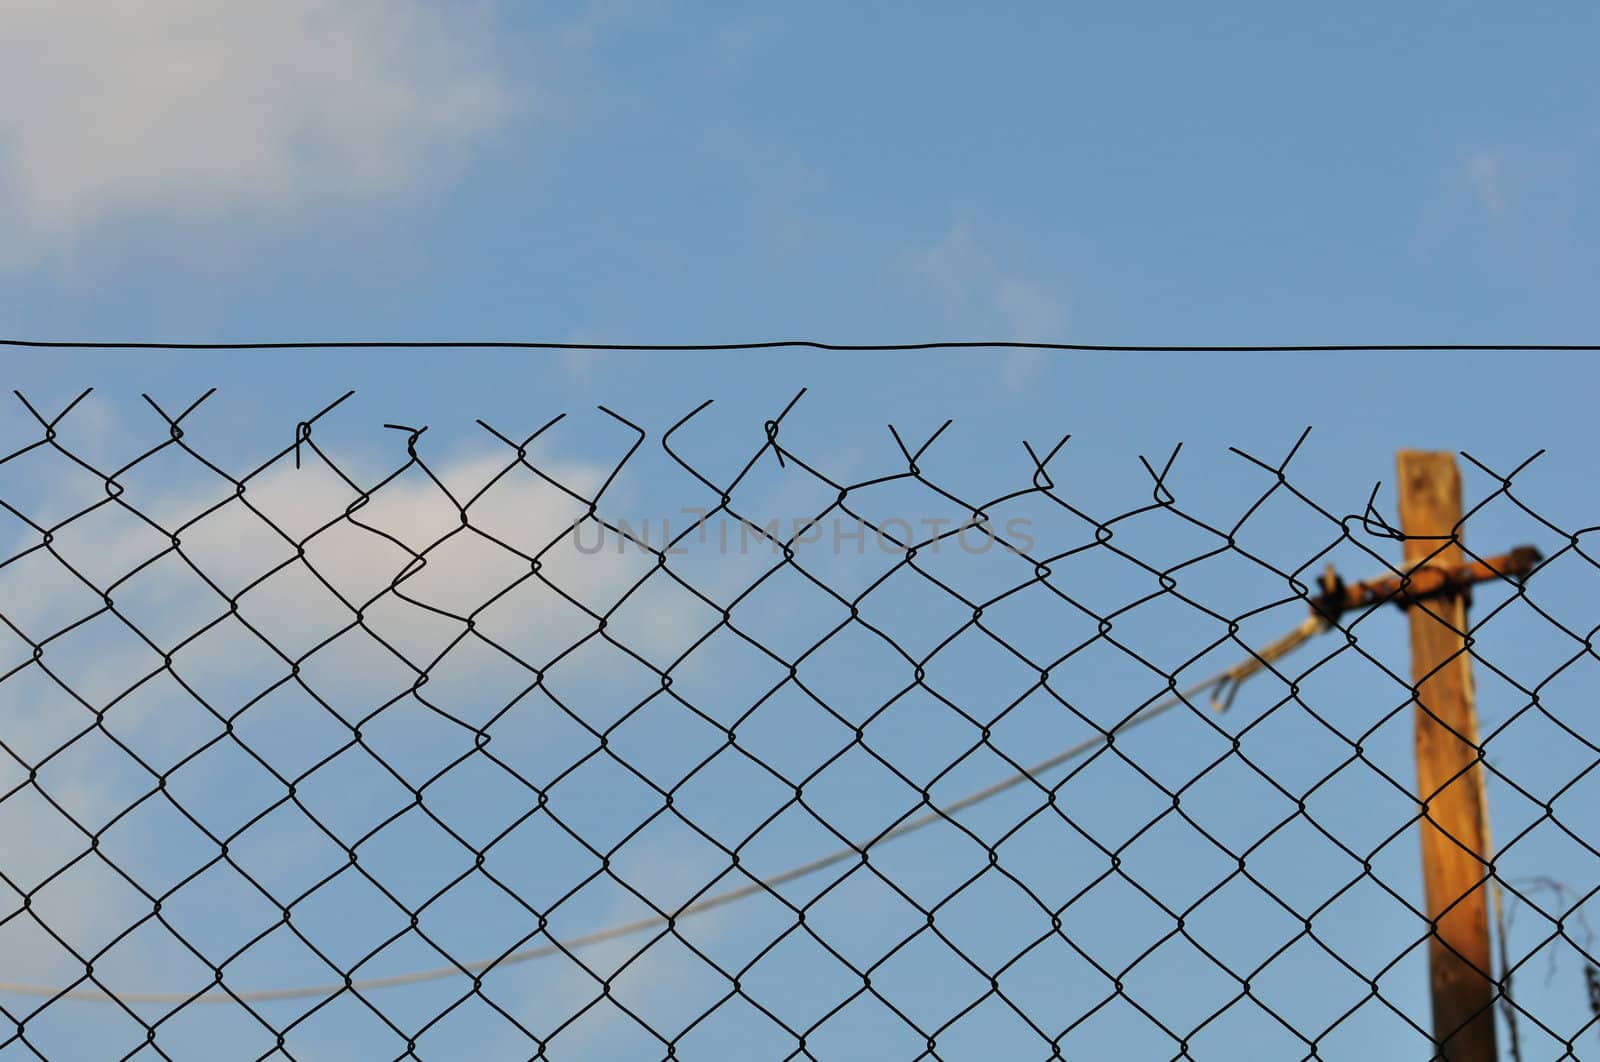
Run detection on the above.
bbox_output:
[0,388,1597,1060]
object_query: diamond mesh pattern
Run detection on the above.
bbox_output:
[0,389,1596,1060]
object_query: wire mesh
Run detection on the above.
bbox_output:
[0,388,1596,1060]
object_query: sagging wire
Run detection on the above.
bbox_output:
[0,614,1333,1006]
[0,550,1537,1008]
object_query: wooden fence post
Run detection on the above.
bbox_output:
[1396,450,1498,1061]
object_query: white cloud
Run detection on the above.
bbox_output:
[0,0,517,258]
[1464,149,1508,216]
[1,443,672,694]
[558,0,665,52]
[898,221,1066,390]
[0,439,707,1007]
[902,222,1066,344]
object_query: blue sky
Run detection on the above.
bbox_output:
[2,4,1599,1060]
[3,4,1599,346]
